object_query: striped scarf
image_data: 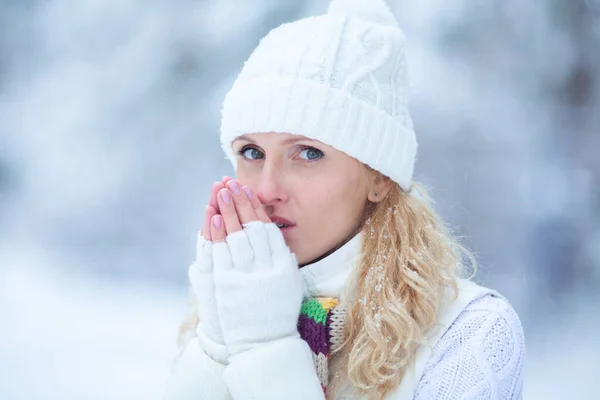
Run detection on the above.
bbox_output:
[297,297,346,397]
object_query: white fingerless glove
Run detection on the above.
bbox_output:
[187,232,229,364]
[212,221,305,357]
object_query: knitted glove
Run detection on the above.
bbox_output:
[212,221,305,357]
[187,232,229,363]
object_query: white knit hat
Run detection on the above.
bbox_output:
[219,0,417,191]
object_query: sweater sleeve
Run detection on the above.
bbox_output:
[223,336,327,400]
[163,338,232,400]
[413,294,525,400]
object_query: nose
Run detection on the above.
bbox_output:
[255,162,289,207]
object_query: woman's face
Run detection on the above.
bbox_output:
[233,132,371,265]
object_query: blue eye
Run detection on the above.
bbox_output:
[299,147,324,161]
[238,146,264,160]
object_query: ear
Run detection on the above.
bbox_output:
[367,174,393,203]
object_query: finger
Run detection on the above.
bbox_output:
[222,176,233,184]
[226,180,258,226]
[209,182,226,213]
[243,221,272,268]
[226,230,254,272]
[212,241,234,271]
[210,214,226,243]
[241,185,271,223]
[201,205,217,241]
[217,188,242,235]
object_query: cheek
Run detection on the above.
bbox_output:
[235,166,259,188]
[300,177,365,225]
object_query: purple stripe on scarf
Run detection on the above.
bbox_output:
[298,314,328,355]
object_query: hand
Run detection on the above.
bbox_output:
[200,176,232,241]
[187,176,233,350]
[210,180,305,357]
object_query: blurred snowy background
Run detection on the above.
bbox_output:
[1,0,599,398]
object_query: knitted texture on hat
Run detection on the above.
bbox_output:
[220,0,417,191]
[297,297,346,397]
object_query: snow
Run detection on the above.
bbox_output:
[0,249,186,399]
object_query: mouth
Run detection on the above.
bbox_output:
[270,215,295,236]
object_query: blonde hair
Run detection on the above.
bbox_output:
[175,173,476,399]
[327,173,476,399]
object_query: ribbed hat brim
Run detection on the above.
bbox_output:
[220,78,417,190]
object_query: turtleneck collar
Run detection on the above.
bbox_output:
[299,232,362,301]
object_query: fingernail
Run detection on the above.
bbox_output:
[242,185,253,199]
[220,189,232,203]
[212,215,222,229]
[227,180,241,195]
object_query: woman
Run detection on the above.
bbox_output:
[165,0,525,399]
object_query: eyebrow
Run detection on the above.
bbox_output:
[233,134,317,145]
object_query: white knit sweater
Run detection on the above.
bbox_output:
[164,234,525,399]
[414,294,524,399]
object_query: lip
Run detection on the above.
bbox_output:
[270,215,295,226]
[270,215,296,239]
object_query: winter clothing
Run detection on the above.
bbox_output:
[219,0,417,191]
[188,236,228,364]
[166,0,526,398]
[298,297,343,395]
[164,225,525,399]
[212,221,306,359]
[414,294,525,398]
[163,339,229,400]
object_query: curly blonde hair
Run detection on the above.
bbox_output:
[176,172,476,399]
[326,172,476,399]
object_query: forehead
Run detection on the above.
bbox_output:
[233,132,320,145]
